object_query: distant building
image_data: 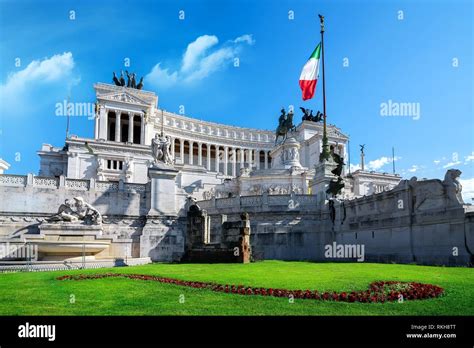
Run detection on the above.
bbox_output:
[0,159,10,174]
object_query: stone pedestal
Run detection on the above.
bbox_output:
[148,164,179,216]
[269,137,302,169]
[25,223,111,261]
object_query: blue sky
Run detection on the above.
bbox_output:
[0,0,473,199]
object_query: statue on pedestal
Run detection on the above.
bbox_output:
[275,108,296,145]
[151,133,173,166]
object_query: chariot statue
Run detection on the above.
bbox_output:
[300,107,323,122]
[112,70,144,90]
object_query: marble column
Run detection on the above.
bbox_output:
[264,151,268,169]
[248,149,253,168]
[189,141,194,165]
[180,139,184,163]
[206,144,211,171]
[140,115,145,145]
[232,147,237,176]
[115,111,121,142]
[256,150,260,170]
[94,112,99,139]
[224,146,229,176]
[215,146,220,173]
[198,143,203,166]
[99,107,107,140]
[128,112,134,143]
[171,137,175,158]
[240,148,245,168]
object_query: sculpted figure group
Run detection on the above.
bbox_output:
[112,71,144,90]
[151,133,173,166]
[47,197,102,224]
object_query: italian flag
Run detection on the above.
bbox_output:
[299,42,321,101]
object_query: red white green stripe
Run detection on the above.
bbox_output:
[299,42,321,101]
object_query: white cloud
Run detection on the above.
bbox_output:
[367,156,398,171]
[146,63,178,88]
[181,35,219,73]
[233,34,255,45]
[407,165,420,173]
[184,47,235,82]
[460,177,474,203]
[442,161,462,169]
[433,160,440,165]
[1,52,75,93]
[464,152,474,164]
[0,52,78,115]
[350,156,400,172]
[145,34,253,89]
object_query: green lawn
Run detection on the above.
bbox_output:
[0,261,472,315]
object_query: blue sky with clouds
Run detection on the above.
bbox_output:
[0,0,473,199]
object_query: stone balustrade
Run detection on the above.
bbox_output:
[0,174,147,193]
[198,193,319,213]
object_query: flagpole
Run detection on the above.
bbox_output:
[392,146,396,174]
[319,14,330,162]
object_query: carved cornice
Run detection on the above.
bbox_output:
[94,83,157,106]
[66,138,151,157]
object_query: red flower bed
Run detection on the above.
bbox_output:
[56,274,444,302]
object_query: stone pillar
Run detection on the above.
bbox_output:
[256,150,260,170]
[215,146,220,173]
[128,112,134,143]
[189,141,194,165]
[180,139,185,163]
[240,148,245,168]
[115,111,121,142]
[232,147,237,176]
[171,137,175,158]
[224,147,229,176]
[264,151,268,169]
[148,166,179,216]
[98,106,108,140]
[94,113,99,139]
[206,144,211,171]
[140,115,145,145]
[198,143,203,166]
[248,149,253,168]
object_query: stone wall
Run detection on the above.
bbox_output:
[198,178,474,266]
[0,174,183,262]
[199,194,333,261]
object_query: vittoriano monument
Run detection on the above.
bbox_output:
[112,70,144,89]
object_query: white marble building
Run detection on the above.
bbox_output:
[38,82,399,199]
